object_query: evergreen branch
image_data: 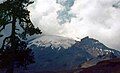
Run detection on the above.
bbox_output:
[0,21,12,32]
[1,36,11,50]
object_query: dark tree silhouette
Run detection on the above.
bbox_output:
[0,0,42,73]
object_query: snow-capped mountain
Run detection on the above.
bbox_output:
[28,35,76,49]
[28,35,120,71]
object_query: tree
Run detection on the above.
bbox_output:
[0,0,42,73]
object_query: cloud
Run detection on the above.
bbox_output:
[56,0,76,24]
[28,0,120,50]
[0,0,6,3]
[69,0,120,49]
[0,0,120,50]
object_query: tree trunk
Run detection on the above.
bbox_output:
[6,17,16,73]
[6,63,14,73]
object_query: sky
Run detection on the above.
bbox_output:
[0,0,120,50]
[28,0,120,50]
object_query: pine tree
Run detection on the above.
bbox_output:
[0,0,42,73]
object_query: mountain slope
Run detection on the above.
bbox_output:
[79,58,120,73]
[28,35,120,71]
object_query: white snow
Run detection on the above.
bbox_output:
[28,35,76,49]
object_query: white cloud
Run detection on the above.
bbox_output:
[29,0,120,50]
[0,0,120,50]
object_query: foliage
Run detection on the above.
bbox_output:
[0,0,42,73]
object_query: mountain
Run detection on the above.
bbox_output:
[78,58,120,73]
[27,35,120,71]
[80,52,118,68]
[28,35,76,49]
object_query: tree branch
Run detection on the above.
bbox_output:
[1,36,11,50]
[0,21,12,32]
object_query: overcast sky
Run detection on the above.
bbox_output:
[28,0,120,50]
[0,0,120,50]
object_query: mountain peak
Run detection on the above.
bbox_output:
[80,36,100,46]
[81,36,98,42]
